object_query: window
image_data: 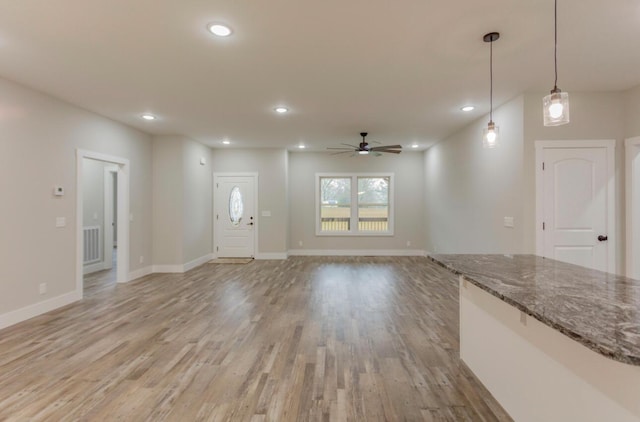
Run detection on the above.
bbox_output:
[316,173,393,236]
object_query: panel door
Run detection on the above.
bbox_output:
[215,175,256,258]
[542,147,609,271]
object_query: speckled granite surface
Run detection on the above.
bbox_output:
[429,254,640,366]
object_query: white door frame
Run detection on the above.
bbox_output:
[77,150,130,296]
[626,137,640,278]
[212,172,259,258]
[535,140,616,273]
[103,165,118,270]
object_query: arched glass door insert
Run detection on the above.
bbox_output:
[229,186,244,226]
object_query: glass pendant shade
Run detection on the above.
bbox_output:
[482,121,499,149]
[543,89,570,126]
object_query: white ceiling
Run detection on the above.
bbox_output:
[0,0,638,150]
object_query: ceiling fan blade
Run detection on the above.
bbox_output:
[330,151,353,155]
[327,147,354,150]
[376,149,402,154]
[370,145,402,151]
[341,143,359,148]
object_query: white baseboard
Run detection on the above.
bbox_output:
[287,249,426,257]
[0,290,81,330]
[152,253,214,274]
[127,266,153,282]
[255,252,288,260]
[184,254,215,271]
[151,264,184,273]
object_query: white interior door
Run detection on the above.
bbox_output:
[538,144,614,272]
[214,175,256,258]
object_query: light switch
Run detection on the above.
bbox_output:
[504,216,514,228]
[56,217,66,228]
[261,210,272,217]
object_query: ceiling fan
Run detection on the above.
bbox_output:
[327,132,402,156]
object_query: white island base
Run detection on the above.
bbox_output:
[459,277,640,422]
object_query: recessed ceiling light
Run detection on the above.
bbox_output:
[141,114,156,121]
[274,107,289,114]
[298,145,306,149]
[207,23,232,37]
[411,144,419,148]
[222,140,231,145]
[461,105,475,112]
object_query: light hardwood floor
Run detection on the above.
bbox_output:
[0,257,511,421]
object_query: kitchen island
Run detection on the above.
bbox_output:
[430,254,640,422]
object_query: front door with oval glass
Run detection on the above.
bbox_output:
[214,175,256,258]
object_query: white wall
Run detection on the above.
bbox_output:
[424,96,525,254]
[625,84,640,138]
[211,149,288,255]
[152,137,185,266]
[183,139,213,263]
[152,136,213,267]
[289,151,426,252]
[0,76,152,317]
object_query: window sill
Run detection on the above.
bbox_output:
[315,231,394,237]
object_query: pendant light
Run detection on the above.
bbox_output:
[483,32,500,148]
[543,0,570,126]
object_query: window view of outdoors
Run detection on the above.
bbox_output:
[320,176,390,233]
[357,177,389,231]
[320,177,351,231]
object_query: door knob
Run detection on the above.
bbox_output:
[597,235,608,242]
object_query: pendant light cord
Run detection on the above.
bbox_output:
[554,0,558,90]
[489,38,493,122]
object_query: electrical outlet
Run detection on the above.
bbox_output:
[504,216,515,228]
[298,240,303,247]
[406,241,411,247]
[139,256,144,264]
[39,283,47,295]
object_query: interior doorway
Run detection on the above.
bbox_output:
[81,159,117,279]
[76,150,130,299]
[535,140,616,273]
[626,137,640,278]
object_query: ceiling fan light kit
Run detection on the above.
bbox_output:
[327,132,402,156]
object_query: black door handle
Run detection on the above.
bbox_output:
[598,235,608,242]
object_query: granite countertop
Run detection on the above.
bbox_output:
[429,254,640,366]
